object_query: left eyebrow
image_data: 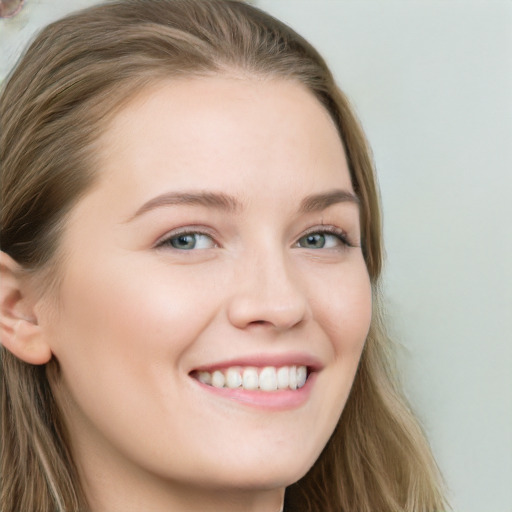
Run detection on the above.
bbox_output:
[299,189,360,213]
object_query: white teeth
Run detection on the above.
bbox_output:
[197,371,212,385]
[289,366,297,390]
[259,367,277,391]
[195,365,308,391]
[242,367,259,390]
[276,366,289,389]
[297,366,307,388]
[211,370,225,388]
[226,367,242,388]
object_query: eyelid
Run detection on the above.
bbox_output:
[152,224,358,250]
[297,225,357,248]
[154,226,218,249]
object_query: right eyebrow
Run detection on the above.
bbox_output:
[125,191,242,222]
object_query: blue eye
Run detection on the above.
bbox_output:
[161,232,215,250]
[297,230,350,249]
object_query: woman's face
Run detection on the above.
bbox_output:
[41,76,372,504]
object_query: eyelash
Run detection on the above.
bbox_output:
[155,227,217,250]
[298,226,355,249]
[155,225,356,251]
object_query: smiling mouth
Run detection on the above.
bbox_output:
[190,365,309,392]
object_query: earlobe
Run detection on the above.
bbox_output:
[0,251,52,365]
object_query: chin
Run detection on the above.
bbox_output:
[191,451,317,493]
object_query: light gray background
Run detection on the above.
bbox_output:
[1,1,511,511]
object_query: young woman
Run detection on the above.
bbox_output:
[0,1,447,510]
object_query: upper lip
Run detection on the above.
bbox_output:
[191,352,323,373]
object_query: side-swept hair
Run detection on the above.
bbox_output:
[0,1,447,510]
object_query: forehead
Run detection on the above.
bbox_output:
[93,75,352,205]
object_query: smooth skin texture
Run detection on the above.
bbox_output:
[11,77,372,512]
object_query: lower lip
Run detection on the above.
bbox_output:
[192,372,317,411]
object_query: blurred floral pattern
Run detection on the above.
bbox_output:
[0,0,24,19]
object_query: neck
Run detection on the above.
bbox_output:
[87,480,285,512]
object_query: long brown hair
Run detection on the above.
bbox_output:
[0,1,447,510]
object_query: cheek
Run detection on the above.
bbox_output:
[45,261,222,459]
[53,260,211,348]
[310,261,372,355]
[300,261,372,450]
[46,260,221,414]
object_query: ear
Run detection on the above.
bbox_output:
[0,251,52,365]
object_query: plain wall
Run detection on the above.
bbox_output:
[2,1,511,511]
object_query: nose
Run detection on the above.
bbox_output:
[226,251,310,332]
